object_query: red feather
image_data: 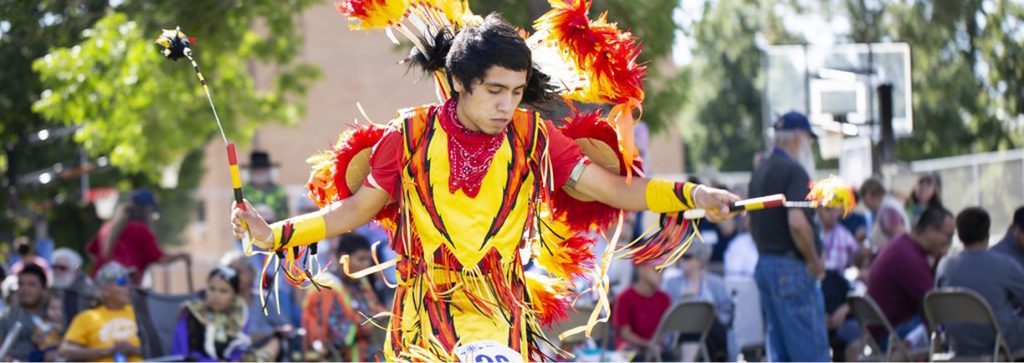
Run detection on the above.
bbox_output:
[336,0,376,19]
[628,213,692,266]
[550,109,643,231]
[305,123,397,229]
[557,234,596,281]
[526,274,572,327]
[535,0,646,104]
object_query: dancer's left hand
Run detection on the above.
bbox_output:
[693,185,741,222]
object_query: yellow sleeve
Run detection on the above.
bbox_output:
[63,310,93,345]
[645,179,698,213]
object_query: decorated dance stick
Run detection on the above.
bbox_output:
[682,175,856,220]
[155,27,253,253]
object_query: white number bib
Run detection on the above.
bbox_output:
[454,340,523,363]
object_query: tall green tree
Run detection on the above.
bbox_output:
[33,2,320,177]
[1,0,319,247]
[834,0,1023,160]
[678,0,802,171]
[474,0,686,133]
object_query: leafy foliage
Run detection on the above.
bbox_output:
[1,0,319,246]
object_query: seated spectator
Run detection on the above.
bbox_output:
[30,295,64,361]
[991,207,1024,269]
[51,247,93,292]
[303,233,386,361]
[841,211,869,245]
[857,178,885,232]
[9,237,51,280]
[612,260,670,361]
[0,275,15,314]
[0,264,49,361]
[224,252,287,361]
[936,207,1024,356]
[59,261,142,362]
[723,217,757,279]
[709,184,741,274]
[819,206,867,361]
[0,265,7,315]
[905,173,943,227]
[820,206,867,273]
[173,266,250,361]
[662,243,733,361]
[870,203,908,253]
[868,206,953,350]
[51,247,97,326]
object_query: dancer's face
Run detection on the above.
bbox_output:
[452,66,527,135]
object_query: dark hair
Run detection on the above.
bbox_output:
[913,205,953,234]
[406,13,556,108]
[18,263,48,288]
[101,202,157,259]
[208,266,241,294]
[337,233,372,257]
[859,178,885,198]
[956,207,990,245]
[1012,206,1024,232]
[910,173,943,207]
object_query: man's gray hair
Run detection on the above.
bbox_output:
[53,247,83,270]
[773,129,801,147]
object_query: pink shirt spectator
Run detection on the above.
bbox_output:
[822,225,859,271]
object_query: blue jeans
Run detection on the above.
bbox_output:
[755,254,830,362]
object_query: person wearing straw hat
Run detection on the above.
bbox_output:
[243,151,289,223]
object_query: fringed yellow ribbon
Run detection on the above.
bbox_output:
[559,211,623,340]
[338,254,399,280]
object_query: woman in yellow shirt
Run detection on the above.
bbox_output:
[59,262,142,362]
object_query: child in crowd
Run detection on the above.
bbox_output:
[30,296,64,361]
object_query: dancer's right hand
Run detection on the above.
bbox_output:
[231,199,272,247]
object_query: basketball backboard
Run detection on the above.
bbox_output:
[763,43,913,142]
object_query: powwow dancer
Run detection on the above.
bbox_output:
[230,0,742,361]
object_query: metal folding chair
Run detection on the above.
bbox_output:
[131,287,200,360]
[648,301,716,362]
[924,288,1021,362]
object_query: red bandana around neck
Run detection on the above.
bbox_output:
[437,99,507,198]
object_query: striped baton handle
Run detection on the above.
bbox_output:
[682,194,787,220]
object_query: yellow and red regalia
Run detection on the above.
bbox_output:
[257,0,715,360]
[343,99,581,361]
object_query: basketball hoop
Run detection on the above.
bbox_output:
[87,188,120,220]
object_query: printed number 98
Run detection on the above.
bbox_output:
[475,354,510,362]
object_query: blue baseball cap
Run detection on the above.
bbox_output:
[774,111,818,139]
[131,189,160,211]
